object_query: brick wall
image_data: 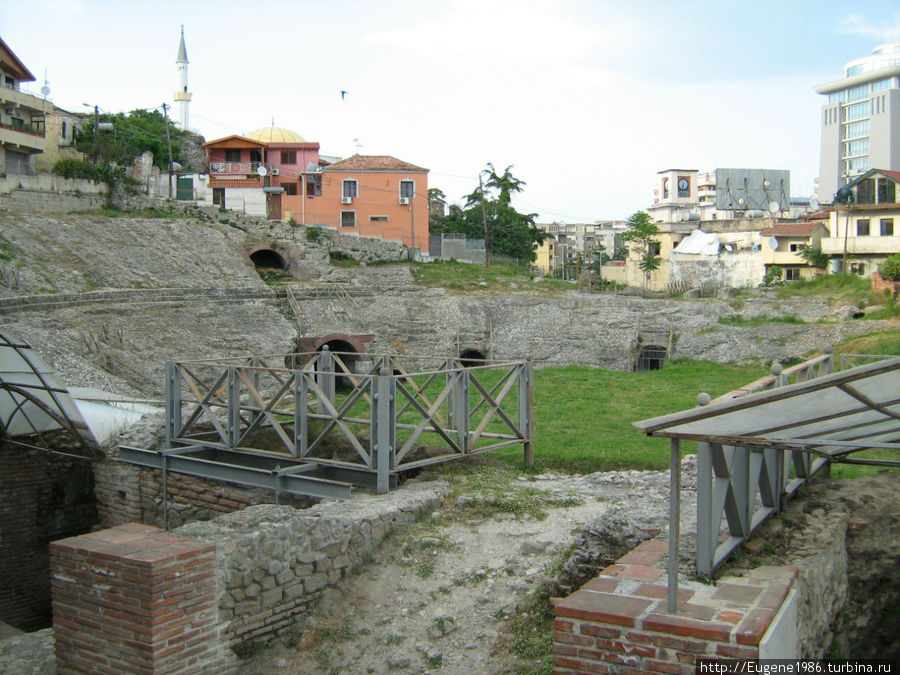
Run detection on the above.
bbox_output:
[553,540,797,674]
[0,442,97,631]
[50,523,233,674]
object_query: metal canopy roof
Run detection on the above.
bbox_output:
[634,356,900,465]
[0,332,100,457]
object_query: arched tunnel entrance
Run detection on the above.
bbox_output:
[250,248,287,274]
[458,348,487,367]
[636,345,667,371]
[318,339,360,391]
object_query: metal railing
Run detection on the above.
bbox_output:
[694,348,837,577]
[208,161,264,174]
[161,349,533,494]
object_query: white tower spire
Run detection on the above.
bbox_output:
[174,25,191,130]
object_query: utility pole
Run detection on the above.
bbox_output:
[409,192,415,261]
[162,103,174,199]
[479,172,490,266]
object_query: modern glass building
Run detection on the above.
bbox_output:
[815,42,900,204]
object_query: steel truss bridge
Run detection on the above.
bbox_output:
[120,349,533,511]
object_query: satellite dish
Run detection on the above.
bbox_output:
[768,201,780,213]
[738,198,745,205]
[256,165,268,177]
[768,237,779,250]
[306,162,318,172]
[810,198,820,210]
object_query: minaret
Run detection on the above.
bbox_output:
[174,26,191,130]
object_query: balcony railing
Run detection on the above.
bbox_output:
[0,121,45,137]
[208,161,263,175]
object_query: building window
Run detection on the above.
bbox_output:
[400,180,415,200]
[281,151,297,164]
[844,120,869,139]
[846,157,869,173]
[306,175,322,197]
[877,178,896,204]
[845,101,871,121]
[847,84,869,102]
[881,218,894,236]
[828,91,846,104]
[784,268,801,281]
[856,179,876,204]
[224,149,241,162]
[370,215,389,222]
[677,176,690,198]
[789,243,800,252]
[849,261,866,276]
[844,139,869,158]
[342,179,358,199]
[341,211,356,228]
[249,149,262,163]
[649,242,661,256]
[282,182,297,196]
[856,219,870,236]
[873,78,891,92]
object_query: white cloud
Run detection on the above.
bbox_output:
[838,12,900,41]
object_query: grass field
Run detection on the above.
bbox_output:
[470,334,900,479]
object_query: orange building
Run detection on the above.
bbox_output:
[307,155,429,251]
[203,128,429,251]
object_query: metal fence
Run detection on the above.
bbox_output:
[155,349,533,495]
[694,350,836,576]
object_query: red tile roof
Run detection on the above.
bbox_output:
[759,222,826,236]
[324,155,428,172]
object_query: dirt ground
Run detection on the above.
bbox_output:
[235,474,613,675]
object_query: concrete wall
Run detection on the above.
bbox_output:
[0,174,107,212]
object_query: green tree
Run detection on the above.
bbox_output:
[621,211,661,290]
[879,253,900,281]
[76,108,186,170]
[438,164,545,263]
[797,244,830,268]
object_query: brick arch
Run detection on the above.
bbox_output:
[294,333,373,358]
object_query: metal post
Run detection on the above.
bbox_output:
[374,367,393,494]
[164,361,181,448]
[518,360,534,467]
[294,371,307,458]
[455,368,470,454]
[227,366,239,449]
[319,345,335,408]
[161,451,169,530]
[667,438,681,613]
[695,393,713,576]
[696,441,713,576]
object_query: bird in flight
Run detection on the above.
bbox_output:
[340,90,348,101]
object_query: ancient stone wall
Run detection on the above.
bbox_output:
[173,481,450,645]
[0,441,97,631]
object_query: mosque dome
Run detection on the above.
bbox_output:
[246,127,306,143]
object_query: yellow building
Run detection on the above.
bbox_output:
[820,169,900,277]
[534,237,556,274]
[759,222,829,281]
[0,35,50,175]
[34,105,85,173]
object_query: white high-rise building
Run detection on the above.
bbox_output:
[815,42,900,203]
[174,27,191,131]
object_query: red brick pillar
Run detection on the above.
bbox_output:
[50,523,232,674]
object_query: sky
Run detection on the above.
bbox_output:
[4,0,900,222]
